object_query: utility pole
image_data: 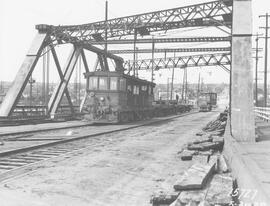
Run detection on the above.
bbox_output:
[29,76,35,108]
[167,78,169,100]
[170,52,175,100]
[253,33,263,106]
[151,36,154,82]
[181,68,185,101]
[135,47,138,77]
[259,13,270,107]
[197,72,201,106]
[185,67,188,103]
[133,29,137,77]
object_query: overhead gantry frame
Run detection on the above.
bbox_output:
[37,0,232,45]
[109,47,231,54]
[87,36,231,45]
[0,0,233,118]
[124,52,231,72]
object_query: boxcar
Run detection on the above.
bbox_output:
[82,71,155,123]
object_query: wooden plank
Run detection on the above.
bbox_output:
[150,191,179,206]
[192,135,212,144]
[173,163,215,191]
[212,135,224,143]
[188,141,223,152]
[192,155,209,164]
[170,175,233,206]
[180,150,197,161]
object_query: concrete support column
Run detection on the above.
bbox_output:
[231,0,255,141]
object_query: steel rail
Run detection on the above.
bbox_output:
[0,111,197,182]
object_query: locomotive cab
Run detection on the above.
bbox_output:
[82,71,155,123]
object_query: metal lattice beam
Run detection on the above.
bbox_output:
[87,36,231,45]
[36,0,232,44]
[124,52,231,70]
[109,47,231,54]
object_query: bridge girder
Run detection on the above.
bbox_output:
[36,0,232,44]
[124,52,231,71]
[109,47,231,54]
[87,36,231,45]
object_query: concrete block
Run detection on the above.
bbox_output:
[174,163,215,191]
[205,174,233,205]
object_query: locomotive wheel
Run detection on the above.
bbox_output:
[128,112,135,122]
[119,112,129,123]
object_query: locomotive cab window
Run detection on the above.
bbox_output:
[119,78,126,91]
[99,77,108,90]
[141,85,147,92]
[110,77,118,90]
[127,84,132,93]
[133,85,139,95]
[89,77,98,90]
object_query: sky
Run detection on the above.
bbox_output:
[0,0,270,85]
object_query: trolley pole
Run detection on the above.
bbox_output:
[259,13,270,107]
[104,0,109,71]
[105,1,108,54]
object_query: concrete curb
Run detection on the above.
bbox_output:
[224,121,270,204]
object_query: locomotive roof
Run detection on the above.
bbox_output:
[84,71,156,86]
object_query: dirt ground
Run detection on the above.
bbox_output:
[0,111,219,206]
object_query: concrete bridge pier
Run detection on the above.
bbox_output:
[231,0,255,142]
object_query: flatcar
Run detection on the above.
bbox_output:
[82,71,155,123]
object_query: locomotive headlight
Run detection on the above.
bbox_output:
[100,97,105,102]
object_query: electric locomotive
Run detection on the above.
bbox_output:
[81,71,155,123]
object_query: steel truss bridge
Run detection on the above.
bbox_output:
[0,0,233,118]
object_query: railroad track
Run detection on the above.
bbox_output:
[0,111,198,182]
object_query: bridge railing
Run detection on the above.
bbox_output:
[254,107,270,121]
[9,105,81,119]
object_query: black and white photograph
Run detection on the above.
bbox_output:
[0,0,269,205]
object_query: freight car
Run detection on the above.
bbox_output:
[81,71,192,123]
[198,92,217,112]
